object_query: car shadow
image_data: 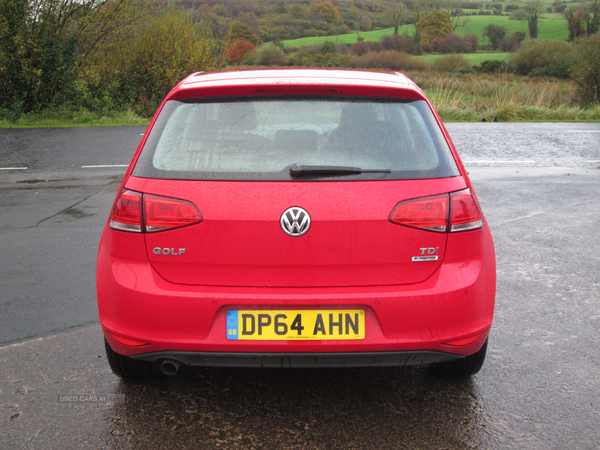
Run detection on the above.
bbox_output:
[104,366,492,449]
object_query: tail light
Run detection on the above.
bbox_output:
[144,194,201,232]
[449,189,483,232]
[109,189,202,233]
[390,189,483,233]
[109,190,143,232]
[389,194,448,232]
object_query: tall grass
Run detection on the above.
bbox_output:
[412,72,600,122]
[0,106,149,128]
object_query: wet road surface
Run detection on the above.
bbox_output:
[1,124,599,449]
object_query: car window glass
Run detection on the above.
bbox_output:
[134,98,459,181]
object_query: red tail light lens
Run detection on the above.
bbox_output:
[109,190,142,232]
[144,194,202,232]
[389,194,449,232]
[450,189,483,232]
[389,189,483,233]
[109,190,202,233]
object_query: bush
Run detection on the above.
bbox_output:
[429,34,466,54]
[320,40,336,54]
[500,34,522,52]
[509,39,576,77]
[463,34,479,52]
[336,43,351,54]
[479,59,509,73]
[226,40,256,64]
[571,36,600,106]
[350,42,372,56]
[380,34,422,55]
[256,46,287,66]
[349,50,414,71]
[240,50,257,65]
[433,54,471,72]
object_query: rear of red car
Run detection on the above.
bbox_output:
[97,69,495,379]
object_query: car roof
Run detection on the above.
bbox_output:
[167,69,426,102]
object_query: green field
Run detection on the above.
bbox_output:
[281,15,568,49]
[454,15,569,41]
[414,52,509,65]
[281,26,411,48]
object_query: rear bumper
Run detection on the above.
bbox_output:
[131,350,462,368]
[97,223,496,361]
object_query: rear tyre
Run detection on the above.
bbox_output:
[104,339,154,380]
[431,339,488,378]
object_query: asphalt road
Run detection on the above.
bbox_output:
[0,123,599,449]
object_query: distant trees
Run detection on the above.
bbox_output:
[226,22,259,45]
[415,10,454,48]
[483,24,507,50]
[524,0,544,39]
[387,1,407,34]
[308,1,340,24]
[568,10,586,40]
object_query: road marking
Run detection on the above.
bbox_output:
[564,130,600,132]
[0,167,28,170]
[464,160,535,164]
[81,164,129,168]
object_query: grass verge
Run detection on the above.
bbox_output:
[0,108,150,128]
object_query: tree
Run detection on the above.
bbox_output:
[320,40,336,54]
[360,16,372,31]
[524,0,544,39]
[226,21,259,45]
[86,9,225,116]
[289,3,308,20]
[415,10,454,48]
[572,35,600,106]
[568,10,586,40]
[483,23,507,50]
[308,1,339,24]
[583,0,600,35]
[0,0,150,113]
[226,39,255,64]
[387,1,407,35]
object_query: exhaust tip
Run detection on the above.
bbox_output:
[160,359,181,376]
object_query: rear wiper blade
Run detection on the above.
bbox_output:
[290,164,391,177]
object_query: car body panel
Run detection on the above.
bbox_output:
[124,176,468,287]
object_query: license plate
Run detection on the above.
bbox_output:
[226,310,365,340]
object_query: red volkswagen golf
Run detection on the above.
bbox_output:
[97,69,495,379]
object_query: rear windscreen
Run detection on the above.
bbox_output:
[133,97,460,181]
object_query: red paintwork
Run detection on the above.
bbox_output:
[97,69,495,360]
[130,177,466,288]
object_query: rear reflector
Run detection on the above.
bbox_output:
[107,332,150,347]
[444,331,486,346]
[389,189,483,233]
[109,189,202,233]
